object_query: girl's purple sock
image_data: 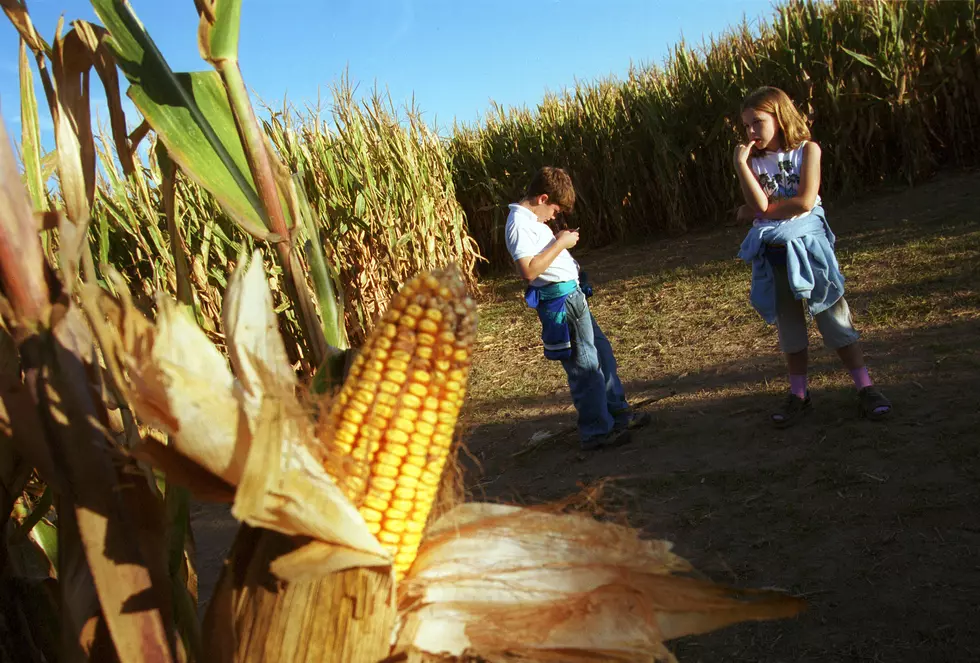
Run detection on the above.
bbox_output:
[789,374,808,399]
[850,366,873,390]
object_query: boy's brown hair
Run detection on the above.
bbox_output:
[525,166,576,213]
[741,86,811,152]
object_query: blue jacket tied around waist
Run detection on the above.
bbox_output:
[525,280,578,360]
[737,206,846,325]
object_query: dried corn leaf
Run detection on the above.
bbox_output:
[0,115,48,324]
[222,249,295,414]
[395,503,805,662]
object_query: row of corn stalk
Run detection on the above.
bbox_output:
[1,1,807,661]
[450,0,980,269]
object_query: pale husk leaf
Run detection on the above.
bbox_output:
[85,257,389,574]
[395,503,805,661]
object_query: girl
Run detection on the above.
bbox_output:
[733,86,892,427]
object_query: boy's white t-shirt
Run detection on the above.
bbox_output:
[504,203,580,287]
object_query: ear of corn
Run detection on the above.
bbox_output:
[318,268,477,579]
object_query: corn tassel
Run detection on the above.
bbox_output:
[319,268,477,579]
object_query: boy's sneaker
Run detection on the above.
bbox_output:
[858,385,892,421]
[614,411,652,432]
[581,428,633,452]
[770,391,812,429]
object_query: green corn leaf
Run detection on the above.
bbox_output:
[197,0,242,64]
[90,0,270,239]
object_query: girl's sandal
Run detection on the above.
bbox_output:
[771,391,812,429]
[858,386,892,421]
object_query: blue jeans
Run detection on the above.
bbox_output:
[559,288,629,442]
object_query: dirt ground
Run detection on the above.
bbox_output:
[192,170,980,661]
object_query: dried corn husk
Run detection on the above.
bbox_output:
[394,503,806,662]
[83,251,391,576]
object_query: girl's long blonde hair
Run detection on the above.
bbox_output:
[741,86,811,152]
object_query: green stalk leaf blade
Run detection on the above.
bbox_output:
[199,0,242,63]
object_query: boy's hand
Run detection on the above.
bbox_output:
[733,143,752,166]
[556,229,580,249]
[736,204,757,223]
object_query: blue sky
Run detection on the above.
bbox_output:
[0,0,777,147]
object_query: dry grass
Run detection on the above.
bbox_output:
[456,170,980,661]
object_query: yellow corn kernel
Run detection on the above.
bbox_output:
[385,508,408,521]
[401,393,423,409]
[396,475,419,489]
[347,399,369,416]
[392,417,414,434]
[405,520,425,534]
[384,370,407,385]
[363,495,389,512]
[394,486,416,500]
[401,532,422,547]
[342,409,364,425]
[391,499,414,513]
[417,333,436,346]
[383,518,407,534]
[402,463,423,478]
[366,521,382,535]
[374,464,399,479]
[378,531,401,545]
[385,428,410,446]
[416,346,433,360]
[407,442,429,457]
[334,428,356,446]
[375,451,402,468]
[385,443,409,458]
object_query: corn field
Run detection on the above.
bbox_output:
[1,0,806,661]
[450,0,980,269]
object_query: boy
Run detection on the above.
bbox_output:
[504,166,650,451]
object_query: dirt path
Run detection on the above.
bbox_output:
[192,171,980,660]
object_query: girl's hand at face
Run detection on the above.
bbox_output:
[733,143,753,166]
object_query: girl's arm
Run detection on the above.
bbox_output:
[758,142,822,219]
[733,144,769,213]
